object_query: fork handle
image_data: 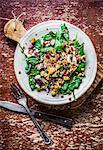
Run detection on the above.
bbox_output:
[24,105,51,145]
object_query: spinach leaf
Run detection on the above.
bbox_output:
[66,88,71,94]
[26,56,40,65]
[72,76,82,89]
[41,47,50,53]
[49,31,56,38]
[63,32,69,42]
[54,40,65,53]
[74,75,81,80]
[68,76,82,91]
[73,37,84,56]
[56,32,64,43]
[73,38,80,48]
[25,64,32,74]
[30,67,40,76]
[35,39,42,50]
[43,31,56,41]
[29,75,36,91]
[54,45,63,53]
[61,82,68,91]
[61,76,82,95]
[68,84,75,91]
[41,48,47,53]
[69,80,81,90]
[60,83,71,94]
[39,52,44,57]
[78,43,84,56]
[43,34,52,41]
[57,24,69,42]
[61,24,68,32]
[77,62,86,71]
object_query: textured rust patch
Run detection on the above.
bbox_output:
[0,0,103,149]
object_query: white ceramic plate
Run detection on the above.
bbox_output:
[14,20,97,105]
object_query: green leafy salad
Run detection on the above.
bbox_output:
[23,24,86,96]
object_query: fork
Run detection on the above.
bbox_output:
[11,83,51,145]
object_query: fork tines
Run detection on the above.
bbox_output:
[11,83,24,100]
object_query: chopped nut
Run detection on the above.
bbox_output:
[31,38,36,44]
[40,71,45,76]
[53,85,59,89]
[47,67,56,75]
[49,48,55,54]
[78,73,85,77]
[63,76,70,81]
[56,64,60,70]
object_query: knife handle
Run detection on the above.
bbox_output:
[33,111,72,128]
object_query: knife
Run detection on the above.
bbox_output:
[0,100,72,128]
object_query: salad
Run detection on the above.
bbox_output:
[23,24,86,96]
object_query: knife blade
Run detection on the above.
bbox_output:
[0,100,72,128]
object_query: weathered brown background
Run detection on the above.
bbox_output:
[0,0,103,149]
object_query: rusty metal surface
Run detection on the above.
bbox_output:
[0,0,103,149]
